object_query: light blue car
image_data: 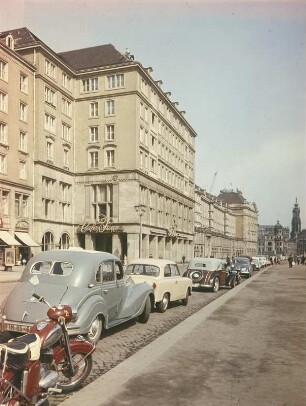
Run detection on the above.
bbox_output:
[0,249,154,343]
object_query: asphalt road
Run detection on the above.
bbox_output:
[62,262,306,406]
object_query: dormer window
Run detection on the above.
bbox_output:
[6,35,14,50]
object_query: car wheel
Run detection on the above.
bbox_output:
[138,296,151,324]
[212,278,219,293]
[87,316,103,344]
[156,293,170,313]
[181,289,189,306]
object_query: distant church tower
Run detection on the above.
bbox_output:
[291,198,301,240]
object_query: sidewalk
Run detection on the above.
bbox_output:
[61,263,306,406]
[0,265,24,283]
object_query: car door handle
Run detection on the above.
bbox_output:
[103,289,109,294]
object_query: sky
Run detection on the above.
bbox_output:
[1,0,305,229]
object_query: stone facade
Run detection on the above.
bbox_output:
[194,187,258,258]
[0,28,260,265]
[0,28,195,263]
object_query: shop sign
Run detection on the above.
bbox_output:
[77,215,122,234]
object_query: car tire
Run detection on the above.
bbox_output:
[138,296,151,324]
[87,316,103,344]
[156,293,169,313]
[181,290,189,306]
[212,278,219,293]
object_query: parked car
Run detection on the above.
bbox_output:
[125,258,192,313]
[251,257,261,271]
[235,257,253,277]
[182,257,240,293]
[0,249,154,344]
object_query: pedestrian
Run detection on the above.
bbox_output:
[301,255,305,265]
[288,254,293,268]
[182,255,186,264]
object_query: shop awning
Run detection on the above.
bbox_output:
[15,232,40,247]
[0,231,21,246]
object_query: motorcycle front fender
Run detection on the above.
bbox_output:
[53,338,94,363]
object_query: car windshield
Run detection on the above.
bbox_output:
[236,260,248,266]
[125,264,160,277]
[30,261,73,276]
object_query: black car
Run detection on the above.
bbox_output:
[235,257,253,278]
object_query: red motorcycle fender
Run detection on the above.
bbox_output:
[25,360,41,398]
[53,339,94,363]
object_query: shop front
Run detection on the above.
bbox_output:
[0,230,21,271]
[76,216,126,261]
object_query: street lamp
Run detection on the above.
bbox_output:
[135,204,146,257]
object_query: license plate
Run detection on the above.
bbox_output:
[4,323,30,333]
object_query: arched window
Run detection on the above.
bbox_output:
[42,231,54,251]
[59,233,70,249]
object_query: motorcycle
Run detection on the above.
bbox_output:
[0,289,95,405]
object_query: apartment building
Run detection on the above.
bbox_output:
[0,37,39,268]
[0,27,196,263]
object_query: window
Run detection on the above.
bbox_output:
[62,73,71,90]
[82,78,98,92]
[19,161,27,179]
[45,59,56,79]
[20,73,28,93]
[63,148,69,167]
[19,131,27,152]
[89,126,98,142]
[106,100,115,116]
[61,123,71,141]
[42,232,54,251]
[107,74,124,89]
[1,190,9,215]
[105,124,114,141]
[20,102,27,122]
[89,151,98,169]
[102,261,115,282]
[59,233,70,249]
[45,113,55,133]
[0,123,8,145]
[105,149,115,168]
[90,102,98,117]
[42,176,55,198]
[0,92,8,113]
[60,181,71,201]
[62,98,71,116]
[0,154,7,173]
[0,60,8,81]
[44,86,56,106]
[91,184,113,220]
[15,193,28,217]
[46,141,53,160]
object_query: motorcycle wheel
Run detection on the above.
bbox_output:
[56,352,93,393]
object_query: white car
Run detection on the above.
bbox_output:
[126,259,192,313]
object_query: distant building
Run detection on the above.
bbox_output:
[258,221,290,257]
[217,189,258,257]
[193,188,258,258]
[291,198,301,240]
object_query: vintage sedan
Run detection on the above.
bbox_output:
[125,259,192,313]
[183,257,240,292]
[0,249,154,344]
[235,257,254,277]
